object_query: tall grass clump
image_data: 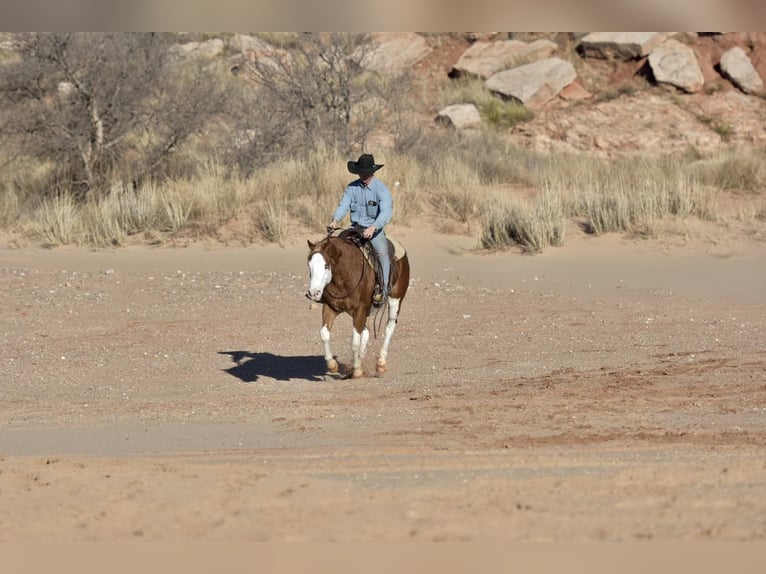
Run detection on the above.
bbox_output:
[0,184,21,228]
[686,147,766,193]
[480,187,565,253]
[184,160,255,225]
[31,193,81,245]
[78,183,162,246]
[382,152,425,226]
[543,153,719,236]
[421,154,484,223]
[480,97,534,129]
[158,180,196,232]
[256,193,289,244]
[248,147,348,236]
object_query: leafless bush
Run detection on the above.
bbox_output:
[0,33,233,199]
[237,33,420,166]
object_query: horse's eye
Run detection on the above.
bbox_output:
[324,263,330,270]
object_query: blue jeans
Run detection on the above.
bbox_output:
[368,230,390,294]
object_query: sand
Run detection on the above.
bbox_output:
[1,225,765,541]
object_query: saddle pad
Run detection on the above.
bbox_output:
[389,237,406,259]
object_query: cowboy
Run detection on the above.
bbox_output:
[329,153,393,307]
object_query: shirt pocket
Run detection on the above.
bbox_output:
[365,199,379,218]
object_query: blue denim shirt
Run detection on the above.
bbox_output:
[332,177,393,230]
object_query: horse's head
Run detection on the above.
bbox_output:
[306,239,340,302]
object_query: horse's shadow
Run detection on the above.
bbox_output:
[218,351,328,383]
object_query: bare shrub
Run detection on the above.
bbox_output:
[0,33,232,199]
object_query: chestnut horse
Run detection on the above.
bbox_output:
[306,232,410,378]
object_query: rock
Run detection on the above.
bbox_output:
[168,38,224,61]
[227,33,273,55]
[720,46,764,94]
[486,57,577,109]
[435,103,483,129]
[648,39,705,93]
[359,32,432,75]
[578,32,673,59]
[559,80,592,101]
[451,39,557,79]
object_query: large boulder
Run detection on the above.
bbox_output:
[168,38,224,61]
[451,39,557,79]
[720,46,764,94]
[578,32,673,59]
[435,103,483,129]
[648,39,705,93]
[359,32,432,75]
[485,57,576,109]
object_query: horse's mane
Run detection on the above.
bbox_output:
[309,235,358,264]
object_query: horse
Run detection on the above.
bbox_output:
[306,231,410,378]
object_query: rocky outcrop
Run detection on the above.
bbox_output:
[450,39,557,79]
[719,46,764,95]
[513,89,766,154]
[577,32,673,59]
[648,39,705,93]
[486,57,576,109]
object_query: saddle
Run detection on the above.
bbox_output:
[337,226,399,296]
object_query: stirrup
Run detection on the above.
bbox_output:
[372,292,386,307]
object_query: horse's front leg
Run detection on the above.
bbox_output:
[320,305,339,374]
[376,297,401,374]
[349,310,369,378]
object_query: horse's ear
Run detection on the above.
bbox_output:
[307,240,315,250]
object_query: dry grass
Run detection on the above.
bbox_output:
[2,145,764,252]
[480,186,565,253]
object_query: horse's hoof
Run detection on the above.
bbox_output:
[327,359,339,374]
[376,359,388,374]
[351,368,364,379]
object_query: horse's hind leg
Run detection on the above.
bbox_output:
[376,297,401,374]
[320,305,339,374]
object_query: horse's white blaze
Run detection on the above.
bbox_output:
[307,252,331,301]
[378,297,400,361]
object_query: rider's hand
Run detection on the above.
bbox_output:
[363,226,376,239]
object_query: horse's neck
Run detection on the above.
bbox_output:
[328,239,364,283]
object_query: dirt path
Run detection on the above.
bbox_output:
[1,230,765,541]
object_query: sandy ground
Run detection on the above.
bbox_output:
[1,225,765,542]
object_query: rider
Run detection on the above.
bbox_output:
[328,153,393,307]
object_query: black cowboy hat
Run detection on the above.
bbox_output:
[347,153,384,176]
